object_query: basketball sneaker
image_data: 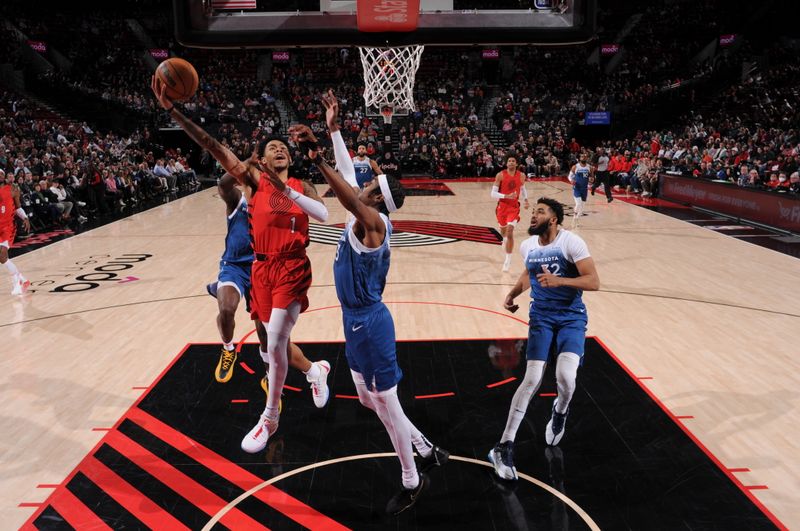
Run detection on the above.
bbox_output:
[545,398,569,446]
[260,371,283,413]
[11,275,29,296]
[214,347,237,383]
[206,281,218,298]
[419,445,450,473]
[488,441,518,481]
[386,473,428,516]
[241,414,279,453]
[308,360,331,408]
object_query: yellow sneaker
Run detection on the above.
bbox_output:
[214,347,237,383]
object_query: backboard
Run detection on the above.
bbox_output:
[174,0,596,48]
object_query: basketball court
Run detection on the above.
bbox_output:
[3,0,799,529]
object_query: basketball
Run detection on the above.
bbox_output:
[155,58,199,101]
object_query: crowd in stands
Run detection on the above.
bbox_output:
[1,0,798,247]
[0,91,201,236]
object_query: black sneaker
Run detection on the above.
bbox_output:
[419,445,449,472]
[545,399,569,446]
[386,473,428,516]
[488,441,517,480]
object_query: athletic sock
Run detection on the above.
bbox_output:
[304,361,321,381]
[5,259,19,276]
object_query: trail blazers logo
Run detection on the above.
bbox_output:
[310,221,502,247]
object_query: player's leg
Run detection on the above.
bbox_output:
[503,216,518,272]
[214,282,240,382]
[489,315,553,480]
[545,314,586,446]
[1,238,28,295]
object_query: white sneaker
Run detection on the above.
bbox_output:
[308,360,331,408]
[241,414,278,453]
[502,256,511,272]
[11,275,29,296]
[545,398,569,446]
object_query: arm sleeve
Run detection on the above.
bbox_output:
[567,167,576,182]
[285,187,329,222]
[490,185,505,199]
[15,207,28,219]
[331,131,358,188]
[564,232,591,263]
[520,184,528,200]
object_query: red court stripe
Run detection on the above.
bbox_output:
[231,399,249,403]
[36,484,59,489]
[103,430,268,531]
[728,468,751,473]
[131,386,150,390]
[745,485,769,490]
[284,385,302,392]
[17,503,43,508]
[486,377,517,388]
[637,376,653,380]
[239,361,256,374]
[127,408,350,531]
[539,393,557,397]
[48,487,112,530]
[335,394,360,399]
[415,392,455,399]
[81,456,190,531]
[592,336,788,531]
[675,415,694,419]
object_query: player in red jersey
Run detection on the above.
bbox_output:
[491,154,529,272]
[151,77,330,453]
[0,171,31,295]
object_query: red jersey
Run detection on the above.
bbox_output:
[249,175,309,255]
[0,184,15,228]
[497,170,522,206]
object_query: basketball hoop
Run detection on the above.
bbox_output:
[359,45,424,123]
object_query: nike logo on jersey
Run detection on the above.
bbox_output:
[352,324,364,332]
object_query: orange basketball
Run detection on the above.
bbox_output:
[155,58,199,102]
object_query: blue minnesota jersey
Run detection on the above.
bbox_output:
[520,229,590,312]
[333,215,392,311]
[221,196,253,264]
[573,163,591,187]
[353,156,375,188]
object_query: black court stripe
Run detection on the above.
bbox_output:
[116,419,296,528]
[65,471,144,529]
[93,441,210,529]
[32,505,72,530]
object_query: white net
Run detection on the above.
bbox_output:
[359,45,424,120]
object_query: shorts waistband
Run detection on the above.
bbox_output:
[254,249,306,261]
[342,301,384,316]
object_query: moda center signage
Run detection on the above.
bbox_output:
[28,254,154,293]
[27,40,47,53]
[149,48,169,59]
[600,43,619,55]
[660,175,800,233]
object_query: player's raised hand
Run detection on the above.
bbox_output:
[150,75,174,110]
[288,124,319,159]
[321,89,340,132]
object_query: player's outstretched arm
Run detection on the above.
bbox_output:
[151,76,255,188]
[321,91,359,191]
[314,158,382,233]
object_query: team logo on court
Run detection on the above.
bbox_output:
[28,253,154,293]
[310,221,502,247]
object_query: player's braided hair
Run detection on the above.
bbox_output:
[537,196,564,225]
